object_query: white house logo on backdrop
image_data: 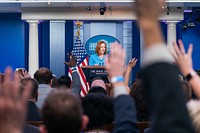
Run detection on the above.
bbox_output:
[85,35,120,56]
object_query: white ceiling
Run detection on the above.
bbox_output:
[0,0,199,12]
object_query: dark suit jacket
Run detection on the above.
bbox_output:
[139,63,194,133]
[26,101,42,121]
[72,71,81,95]
[112,63,195,133]
[113,95,138,133]
[23,124,39,133]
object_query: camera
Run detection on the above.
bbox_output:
[99,7,106,15]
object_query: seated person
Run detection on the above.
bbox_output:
[51,75,58,89]
[88,77,107,95]
[15,68,31,79]
[40,90,88,133]
[63,54,81,95]
[34,67,56,108]
[88,86,107,95]
[21,78,42,121]
[130,79,150,122]
[82,93,114,132]
[58,75,71,88]
[89,41,107,66]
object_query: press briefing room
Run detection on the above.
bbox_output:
[0,0,200,133]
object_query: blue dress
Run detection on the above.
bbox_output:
[89,54,105,66]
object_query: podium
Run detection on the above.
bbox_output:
[81,66,109,83]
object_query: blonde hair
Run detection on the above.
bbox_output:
[187,100,200,133]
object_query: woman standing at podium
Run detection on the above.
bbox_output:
[89,41,107,66]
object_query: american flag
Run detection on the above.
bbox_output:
[68,38,90,96]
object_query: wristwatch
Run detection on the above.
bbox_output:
[71,66,77,72]
[185,71,197,81]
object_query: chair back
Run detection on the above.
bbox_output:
[104,121,151,133]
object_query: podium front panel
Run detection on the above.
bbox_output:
[82,66,109,83]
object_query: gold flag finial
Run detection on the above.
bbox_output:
[75,20,83,39]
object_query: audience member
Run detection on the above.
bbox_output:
[134,0,195,132]
[40,90,88,133]
[64,53,81,95]
[130,80,150,121]
[91,77,106,90]
[21,78,42,121]
[106,42,138,132]
[89,77,107,95]
[58,75,71,88]
[124,58,138,87]
[82,93,114,132]
[0,67,31,133]
[34,67,56,108]
[15,68,31,79]
[171,39,200,99]
[88,86,107,95]
[171,40,200,133]
[51,75,58,89]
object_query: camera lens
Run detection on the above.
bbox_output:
[99,7,106,15]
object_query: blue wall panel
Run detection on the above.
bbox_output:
[24,22,29,70]
[38,20,50,68]
[65,21,74,74]
[50,21,66,77]
[161,22,167,43]
[132,21,140,80]
[0,13,25,72]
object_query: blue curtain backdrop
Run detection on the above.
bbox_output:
[65,20,74,74]
[161,22,167,42]
[38,20,50,68]
[132,21,140,80]
[25,21,29,70]
[0,13,25,72]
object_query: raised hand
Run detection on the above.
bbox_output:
[0,67,31,133]
[22,69,31,78]
[171,39,194,76]
[134,0,165,48]
[124,58,138,86]
[64,53,77,67]
[127,58,138,69]
[134,0,164,21]
[105,42,125,79]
